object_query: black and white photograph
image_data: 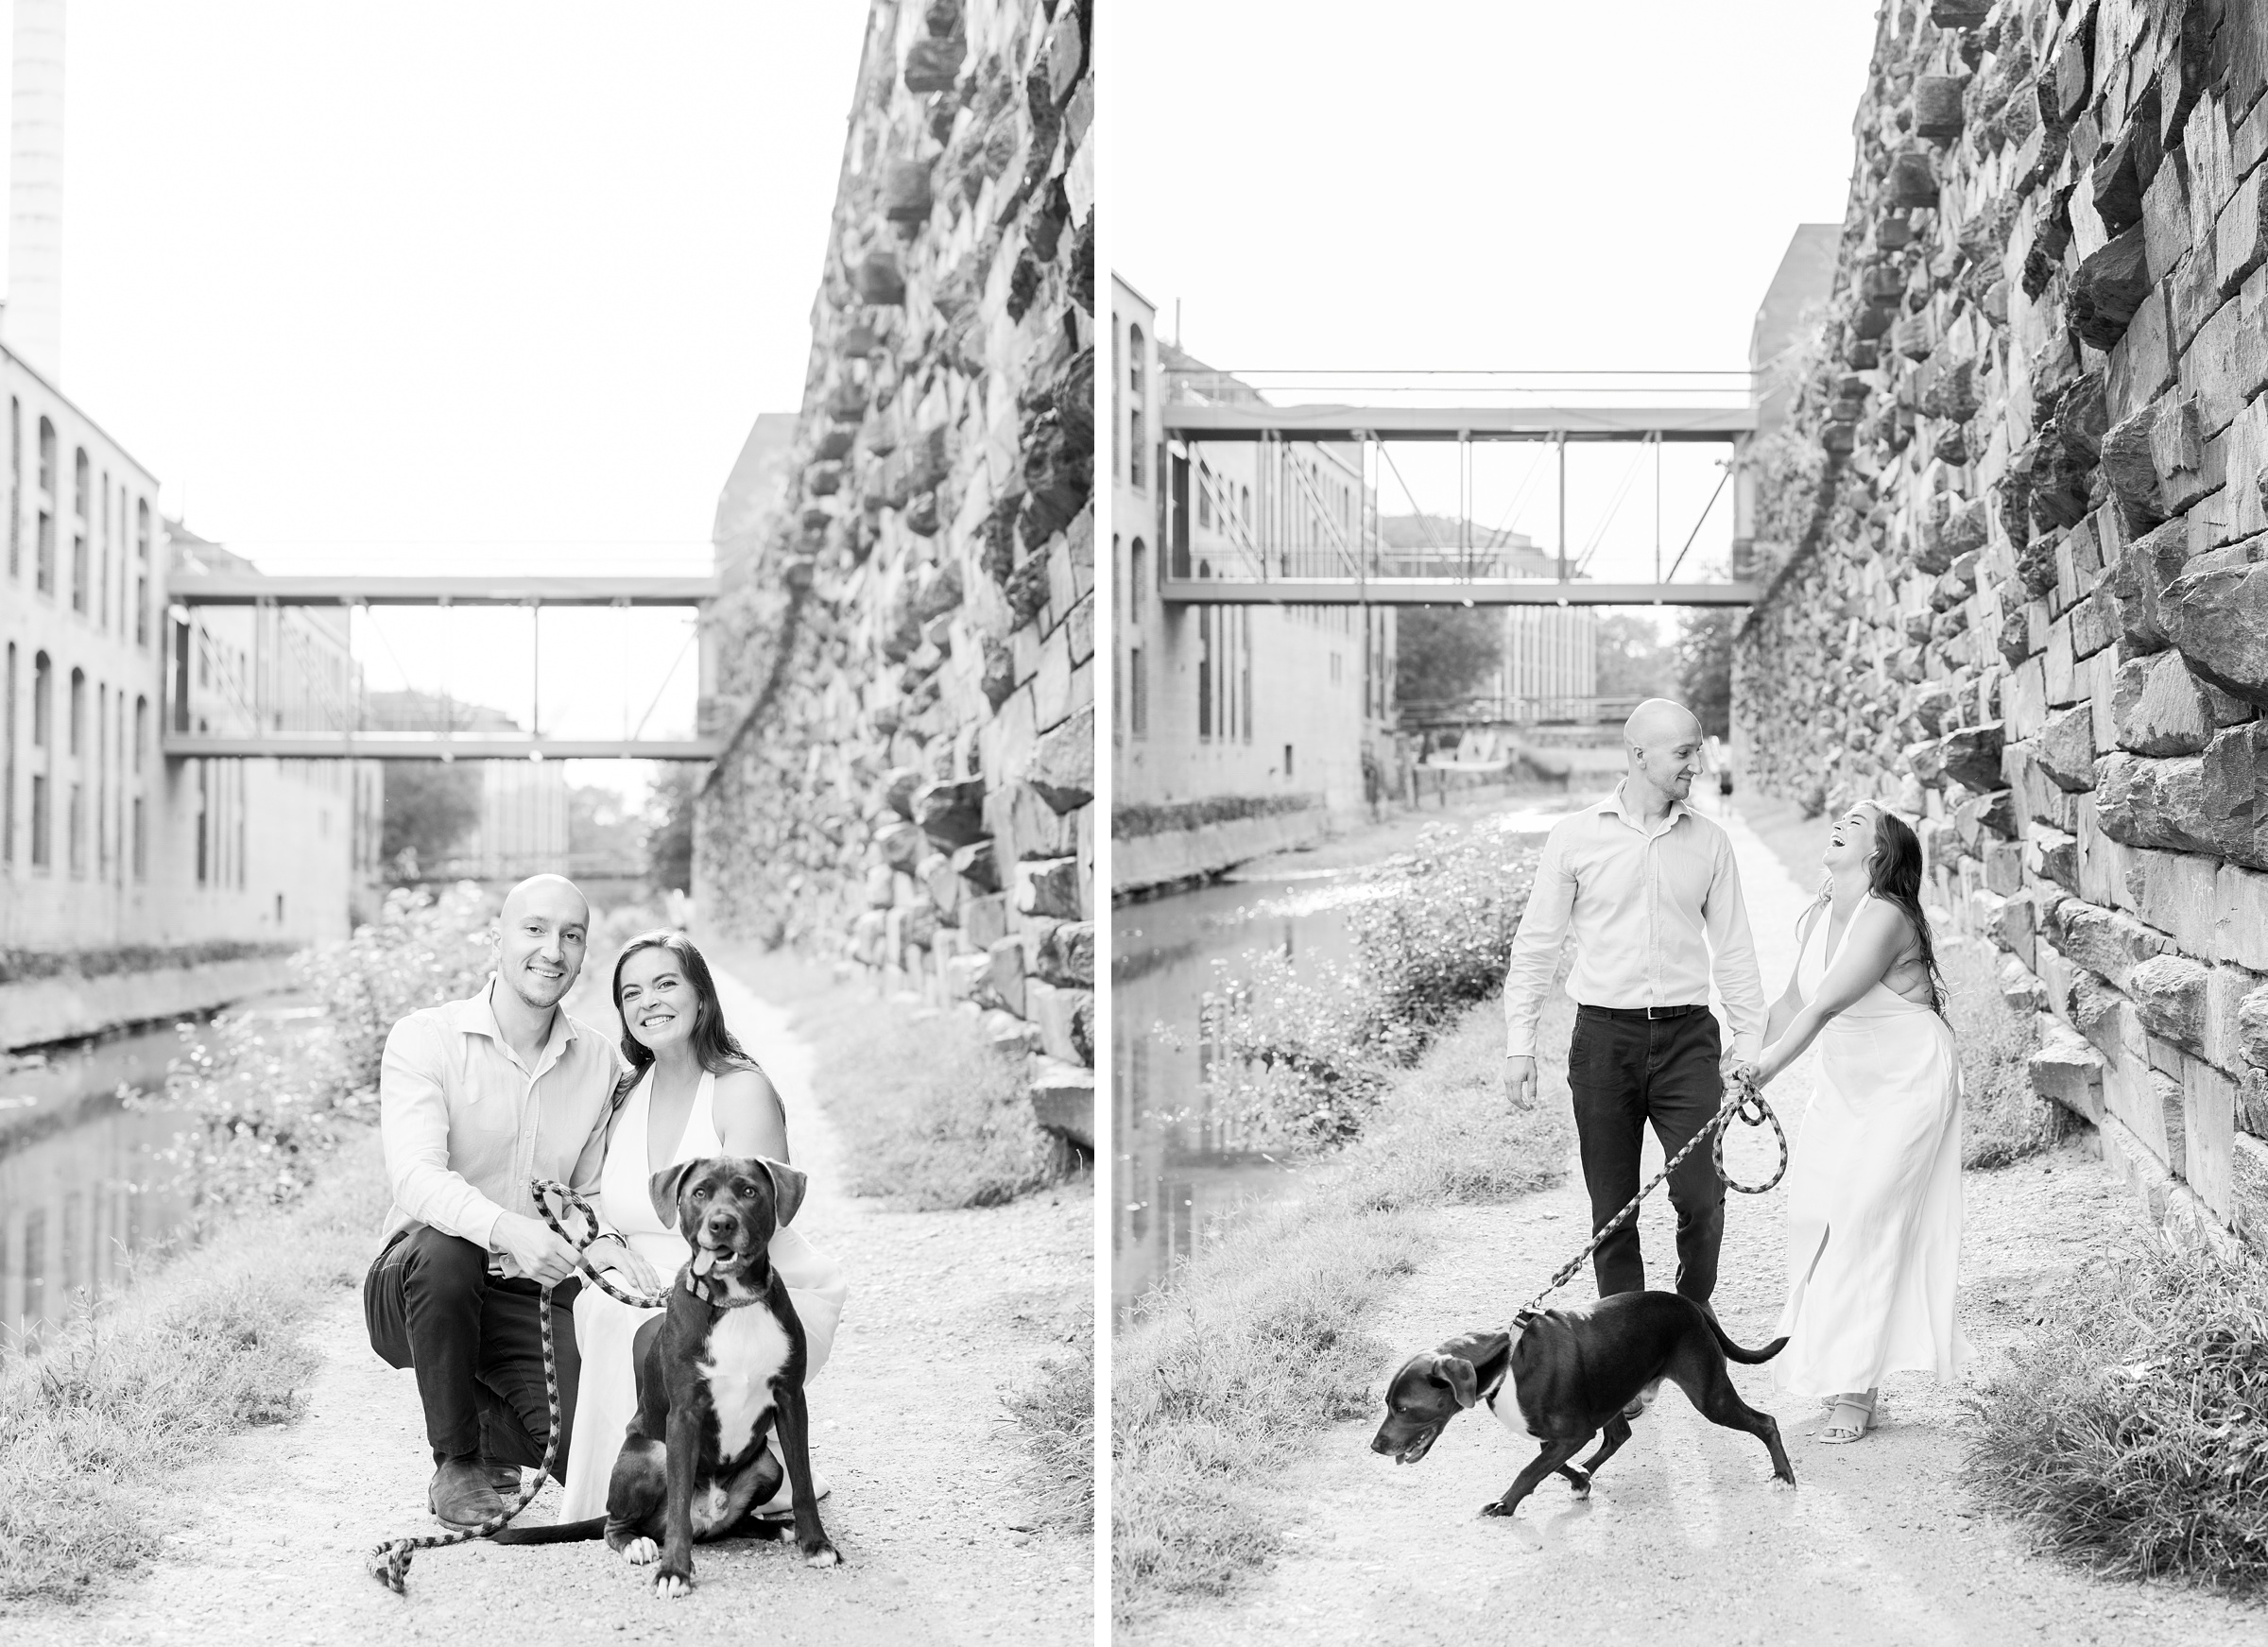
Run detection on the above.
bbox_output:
[2,2,1094,1642]
[1111,1,2268,1641]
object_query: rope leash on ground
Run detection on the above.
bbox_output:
[366,1180,657,1594]
[1513,1068,1787,1326]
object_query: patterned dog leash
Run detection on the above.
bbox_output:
[1513,1068,1787,1325]
[366,1179,673,1593]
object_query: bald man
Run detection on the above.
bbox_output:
[363,875,652,1531]
[1503,699,1764,1315]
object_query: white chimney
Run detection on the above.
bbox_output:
[9,0,64,383]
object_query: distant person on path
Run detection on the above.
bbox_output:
[363,874,660,1531]
[1751,800,1969,1443]
[558,929,847,1523]
[1502,698,1766,1330]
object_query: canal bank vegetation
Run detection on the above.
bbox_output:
[1112,793,1322,841]
[1963,1234,2268,1592]
[1117,815,1567,1621]
[0,938,297,986]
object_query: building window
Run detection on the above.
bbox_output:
[98,472,110,628]
[30,652,51,869]
[68,778,82,876]
[135,501,151,649]
[1130,645,1147,737]
[1242,610,1254,742]
[37,416,52,493]
[73,447,87,521]
[1196,607,1213,739]
[1128,323,1145,397]
[134,694,146,775]
[132,795,145,879]
[1196,463,1211,528]
[6,398,16,581]
[36,510,52,595]
[68,667,83,758]
[1129,538,1147,628]
[70,527,86,613]
[1129,408,1145,492]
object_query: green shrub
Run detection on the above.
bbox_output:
[146,884,498,1219]
[1964,1237,2268,1589]
[1111,793,1321,841]
[1200,820,1537,1141]
[0,939,294,987]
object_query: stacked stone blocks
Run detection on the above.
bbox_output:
[696,0,1095,1145]
[1735,0,2268,1248]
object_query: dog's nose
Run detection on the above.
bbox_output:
[1369,1433,1390,1454]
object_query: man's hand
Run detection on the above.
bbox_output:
[491,1211,583,1286]
[1723,1053,1761,1091]
[595,1240,663,1295]
[1504,1055,1538,1105]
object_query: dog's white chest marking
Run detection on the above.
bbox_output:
[1487,1367,1535,1439]
[698,1307,792,1462]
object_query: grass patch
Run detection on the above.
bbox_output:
[1964,1235,2268,1590]
[1002,1323,1096,1536]
[1939,936,2071,1170]
[712,942,1076,1211]
[1112,999,1573,1624]
[0,1128,389,1611]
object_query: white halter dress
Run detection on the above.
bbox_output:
[1771,894,1970,1398]
[558,1067,848,1520]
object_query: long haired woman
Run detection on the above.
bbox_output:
[1753,800,1969,1443]
[558,930,849,1522]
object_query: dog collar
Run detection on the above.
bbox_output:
[681,1269,767,1311]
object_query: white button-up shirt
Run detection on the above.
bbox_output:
[376,977,625,1275]
[1502,786,1766,1061]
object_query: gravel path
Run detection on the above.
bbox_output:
[1127,799,2262,1646]
[11,964,1091,1646]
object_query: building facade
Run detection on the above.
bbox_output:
[0,351,167,949]
[1112,275,1396,821]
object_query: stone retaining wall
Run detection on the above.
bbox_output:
[696,0,1095,1143]
[1735,0,2268,1248]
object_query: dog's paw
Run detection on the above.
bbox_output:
[1478,1501,1515,1518]
[803,1540,841,1568]
[622,1536,660,1566]
[1771,1473,1798,1491]
[1565,1473,1591,1500]
[654,1570,694,1601]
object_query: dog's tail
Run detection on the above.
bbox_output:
[488,1517,609,1545]
[1702,1315,1789,1364]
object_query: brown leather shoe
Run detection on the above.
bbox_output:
[428,1459,507,1531]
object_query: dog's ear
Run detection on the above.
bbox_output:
[1439,1355,1481,1410]
[757,1157,808,1227]
[648,1158,706,1229]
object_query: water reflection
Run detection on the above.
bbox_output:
[1112,799,1585,1321]
[0,1007,304,1354]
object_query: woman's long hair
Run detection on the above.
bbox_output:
[1864,804,1946,1016]
[610,930,760,1089]
[1795,803,1946,1017]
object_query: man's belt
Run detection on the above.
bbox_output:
[1577,1002,1710,1021]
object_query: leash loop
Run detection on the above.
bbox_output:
[1514,1068,1786,1322]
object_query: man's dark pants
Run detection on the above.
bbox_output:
[1566,1004,1725,1304]
[364,1226,582,1478]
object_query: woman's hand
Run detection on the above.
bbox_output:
[596,1239,664,1295]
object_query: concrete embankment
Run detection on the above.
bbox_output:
[0,955,299,1052]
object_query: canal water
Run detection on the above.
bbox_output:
[0,997,315,1354]
[1112,792,1586,1320]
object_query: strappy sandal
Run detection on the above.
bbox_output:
[1816,1392,1878,1444]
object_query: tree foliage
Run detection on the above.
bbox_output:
[1593,612,1676,702]
[645,764,697,895]
[379,762,481,874]
[1675,608,1738,740]
[1394,607,1503,707]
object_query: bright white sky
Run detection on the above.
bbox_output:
[1111,0,1881,608]
[34,0,871,791]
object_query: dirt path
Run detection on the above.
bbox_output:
[12,964,1091,1647]
[1128,800,2262,1646]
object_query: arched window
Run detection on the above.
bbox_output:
[73,448,87,520]
[135,500,151,648]
[2,641,13,864]
[1129,408,1145,491]
[68,667,84,757]
[1128,323,1145,396]
[29,650,50,868]
[1128,539,1147,625]
[6,398,17,581]
[37,416,53,493]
